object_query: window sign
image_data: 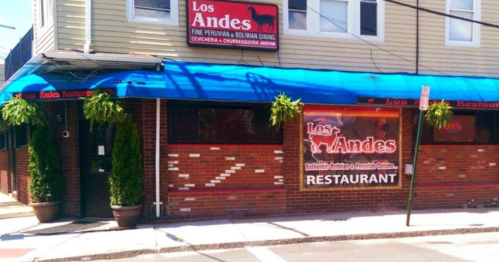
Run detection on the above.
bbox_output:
[434,115,475,143]
[98,145,105,156]
[302,107,400,190]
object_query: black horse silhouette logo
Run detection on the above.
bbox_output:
[247,6,275,32]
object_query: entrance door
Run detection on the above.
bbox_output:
[79,118,114,218]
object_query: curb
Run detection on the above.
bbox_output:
[35,226,499,262]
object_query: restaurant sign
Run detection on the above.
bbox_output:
[12,88,116,100]
[187,0,279,51]
[358,97,499,110]
[303,107,401,190]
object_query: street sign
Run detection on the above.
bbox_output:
[419,85,430,111]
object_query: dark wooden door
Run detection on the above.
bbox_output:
[79,118,114,218]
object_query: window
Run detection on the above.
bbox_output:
[418,110,497,144]
[0,132,6,150]
[168,101,282,144]
[446,0,481,47]
[284,0,384,40]
[127,0,179,25]
[38,0,53,29]
[15,124,29,148]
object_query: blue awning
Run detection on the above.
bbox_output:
[2,61,499,106]
[0,70,168,104]
[162,62,499,105]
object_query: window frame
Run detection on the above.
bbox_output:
[126,0,179,26]
[416,109,497,145]
[445,0,481,47]
[168,101,283,145]
[37,0,54,34]
[283,0,385,41]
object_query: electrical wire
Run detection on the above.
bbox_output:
[294,0,450,75]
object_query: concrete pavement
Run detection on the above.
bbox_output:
[2,192,499,262]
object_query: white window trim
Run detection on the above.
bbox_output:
[283,0,385,41]
[445,0,481,47]
[126,0,179,26]
[37,0,54,35]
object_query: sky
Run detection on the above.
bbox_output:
[0,0,33,64]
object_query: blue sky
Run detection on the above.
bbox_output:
[0,0,33,63]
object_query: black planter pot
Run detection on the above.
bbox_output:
[111,204,142,228]
[30,201,60,223]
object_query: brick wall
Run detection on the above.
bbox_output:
[167,144,285,217]
[0,151,9,194]
[44,101,80,217]
[6,97,499,219]
[138,99,169,217]
[14,148,30,205]
[413,145,499,208]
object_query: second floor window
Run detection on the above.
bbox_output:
[446,0,481,47]
[127,0,179,25]
[284,0,384,40]
[39,0,53,29]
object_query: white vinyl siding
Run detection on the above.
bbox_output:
[34,0,55,53]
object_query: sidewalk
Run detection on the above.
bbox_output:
[2,194,499,262]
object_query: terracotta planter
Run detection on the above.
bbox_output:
[111,204,142,228]
[30,201,60,223]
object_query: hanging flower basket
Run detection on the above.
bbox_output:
[1,97,45,126]
[270,93,303,129]
[83,89,125,130]
[424,100,453,129]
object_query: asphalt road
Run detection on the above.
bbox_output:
[90,232,499,262]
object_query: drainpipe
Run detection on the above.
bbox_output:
[84,0,91,53]
[416,0,419,74]
[155,98,161,217]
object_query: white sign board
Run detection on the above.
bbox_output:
[419,85,430,111]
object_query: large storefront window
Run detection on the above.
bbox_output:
[419,110,497,144]
[168,101,282,144]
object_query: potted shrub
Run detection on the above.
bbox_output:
[28,124,63,223]
[270,93,303,129]
[109,116,144,228]
[2,97,62,223]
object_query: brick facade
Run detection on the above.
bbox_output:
[2,100,498,220]
[138,99,169,217]
[14,148,30,204]
[166,144,285,218]
[413,145,499,208]
[44,101,81,217]
[0,151,9,194]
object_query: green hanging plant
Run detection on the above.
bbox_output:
[424,100,453,129]
[1,97,45,126]
[83,89,125,130]
[270,93,303,129]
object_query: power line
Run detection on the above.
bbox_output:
[384,0,499,29]
[296,0,449,75]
